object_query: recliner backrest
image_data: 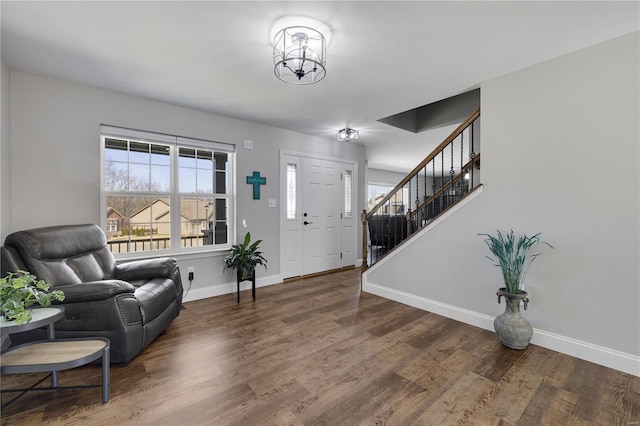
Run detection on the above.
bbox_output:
[368,215,389,247]
[3,224,116,286]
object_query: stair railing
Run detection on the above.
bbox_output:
[362,108,481,270]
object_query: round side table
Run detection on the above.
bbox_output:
[1,306,110,407]
[1,306,66,387]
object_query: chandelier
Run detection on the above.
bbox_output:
[273,26,326,85]
[337,128,359,142]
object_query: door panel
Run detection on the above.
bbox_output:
[341,222,354,266]
[285,229,300,263]
[302,157,341,275]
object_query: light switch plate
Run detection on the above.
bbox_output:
[268,199,276,208]
[244,139,253,150]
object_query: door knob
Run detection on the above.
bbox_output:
[303,221,313,225]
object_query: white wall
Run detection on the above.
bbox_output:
[0,60,11,351]
[364,32,640,374]
[368,168,406,186]
[3,71,366,296]
[0,60,11,242]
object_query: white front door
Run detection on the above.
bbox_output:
[301,157,341,275]
[280,153,357,279]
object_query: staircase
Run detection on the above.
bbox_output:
[362,108,481,270]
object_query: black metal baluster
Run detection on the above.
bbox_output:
[448,141,454,208]
[415,174,419,219]
[440,150,444,216]
[432,160,436,196]
[470,119,476,188]
[386,198,391,252]
[460,130,464,197]
[423,165,427,226]
[450,137,455,178]
[408,179,418,213]
[432,159,436,221]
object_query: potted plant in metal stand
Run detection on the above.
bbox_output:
[480,230,553,350]
[1,270,65,325]
[224,232,267,302]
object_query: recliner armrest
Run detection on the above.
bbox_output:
[55,280,135,303]
[115,257,178,281]
[1,245,27,276]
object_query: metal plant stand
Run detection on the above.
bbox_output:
[236,270,256,303]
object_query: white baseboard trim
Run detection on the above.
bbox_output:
[363,282,640,377]
[183,273,283,303]
[363,282,495,332]
[530,329,640,377]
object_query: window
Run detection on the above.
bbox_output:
[101,126,234,255]
[286,163,297,219]
[107,219,118,233]
[368,184,409,215]
[344,170,353,218]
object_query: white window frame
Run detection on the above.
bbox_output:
[368,183,409,215]
[100,125,235,258]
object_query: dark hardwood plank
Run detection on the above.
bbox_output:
[1,268,639,425]
[307,371,418,425]
[414,371,496,424]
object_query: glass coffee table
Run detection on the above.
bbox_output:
[1,307,110,407]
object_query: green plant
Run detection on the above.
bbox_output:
[1,270,65,325]
[480,230,553,294]
[224,232,267,280]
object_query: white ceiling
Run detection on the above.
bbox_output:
[2,1,638,172]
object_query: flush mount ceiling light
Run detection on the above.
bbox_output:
[273,25,326,84]
[337,128,359,142]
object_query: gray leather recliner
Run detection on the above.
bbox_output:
[1,224,183,363]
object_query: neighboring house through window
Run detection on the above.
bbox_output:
[368,184,409,214]
[101,125,235,255]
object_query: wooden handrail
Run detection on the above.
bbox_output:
[366,108,480,220]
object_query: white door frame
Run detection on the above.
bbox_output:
[279,150,358,279]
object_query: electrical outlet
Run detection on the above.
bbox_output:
[187,266,194,281]
[268,199,276,208]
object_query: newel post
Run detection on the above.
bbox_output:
[361,209,368,273]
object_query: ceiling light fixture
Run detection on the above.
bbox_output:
[273,26,326,84]
[337,128,359,142]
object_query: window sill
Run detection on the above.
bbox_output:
[114,247,228,263]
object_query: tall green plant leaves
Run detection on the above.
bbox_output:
[224,232,268,280]
[479,230,553,294]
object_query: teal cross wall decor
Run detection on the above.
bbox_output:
[246,171,266,200]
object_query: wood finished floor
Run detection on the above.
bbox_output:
[2,268,639,425]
